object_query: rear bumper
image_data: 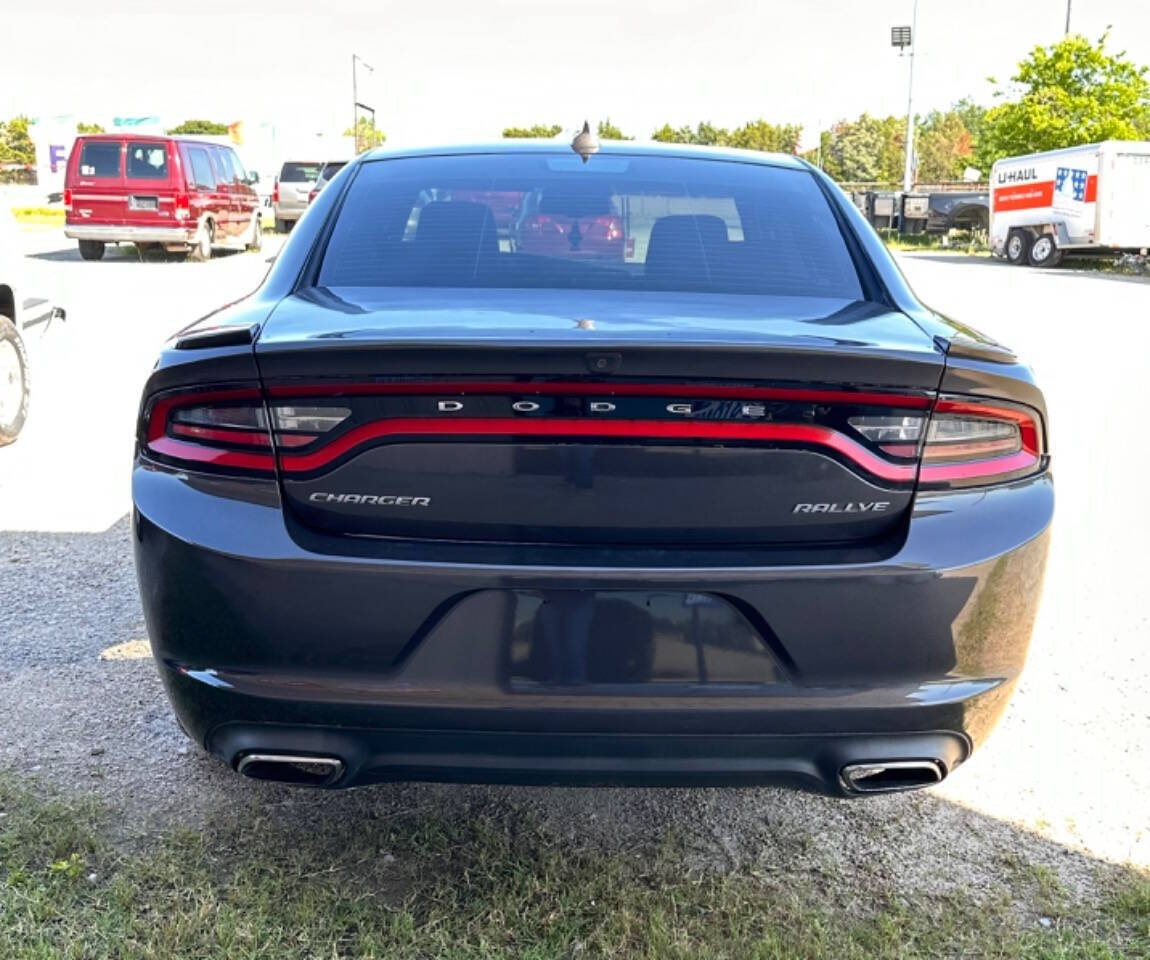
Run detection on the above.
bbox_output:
[273,202,306,221]
[64,223,196,244]
[133,463,1053,793]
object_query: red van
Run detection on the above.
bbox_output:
[64,135,262,261]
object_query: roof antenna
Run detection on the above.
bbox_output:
[571,120,600,163]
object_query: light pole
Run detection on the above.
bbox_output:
[891,1,918,194]
[1065,0,1072,35]
[352,54,375,153]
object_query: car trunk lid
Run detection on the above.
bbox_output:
[255,289,944,546]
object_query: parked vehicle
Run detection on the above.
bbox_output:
[1,208,65,444]
[64,135,262,261]
[925,191,989,235]
[990,140,1150,267]
[512,187,625,261]
[307,161,349,205]
[134,142,1052,796]
[273,161,322,230]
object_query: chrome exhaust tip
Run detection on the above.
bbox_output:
[840,759,945,794]
[235,753,345,787]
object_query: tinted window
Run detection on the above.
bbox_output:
[211,148,233,186]
[319,161,347,181]
[227,149,248,182]
[187,147,215,191]
[126,142,168,179]
[78,141,121,178]
[280,162,321,182]
[318,154,863,299]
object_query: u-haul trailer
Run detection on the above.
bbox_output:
[990,140,1150,267]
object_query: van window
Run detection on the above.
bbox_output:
[126,142,169,180]
[225,149,248,183]
[78,141,121,178]
[210,148,232,187]
[187,148,215,191]
[280,162,321,182]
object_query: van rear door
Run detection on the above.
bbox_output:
[1098,146,1150,248]
[122,140,179,228]
[69,138,125,224]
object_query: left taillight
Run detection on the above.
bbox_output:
[141,388,351,473]
[64,188,73,211]
[918,398,1045,488]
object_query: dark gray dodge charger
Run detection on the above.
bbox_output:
[132,140,1052,795]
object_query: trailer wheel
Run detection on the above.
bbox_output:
[1028,235,1063,268]
[1006,230,1031,265]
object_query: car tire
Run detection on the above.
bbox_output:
[247,215,262,252]
[188,220,214,262]
[1005,229,1032,265]
[0,315,29,446]
[78,239,105,261]
[1028,235,1063,268]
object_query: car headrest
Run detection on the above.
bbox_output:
[645,214,730,283]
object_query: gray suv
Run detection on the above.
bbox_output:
[273,161,322,232]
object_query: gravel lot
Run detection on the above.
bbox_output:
[1,231,1147,916]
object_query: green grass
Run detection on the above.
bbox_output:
[2,774,1148,959]
[879,229,991,255]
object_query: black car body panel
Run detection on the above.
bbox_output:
[133,143,1052,795]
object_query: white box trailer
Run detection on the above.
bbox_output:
[989,140,1150,267]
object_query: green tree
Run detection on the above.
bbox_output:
[502,124,562,138]
[596,119,631,140]
[818,114,904,183]
[0,115,35,165]
[729,119,802,154]
[344,117,386,152]
[978,33,1150,167]
[165,119,230,135]
[915,109,974,181]
[650,122,731,145]
[76,121,105,134]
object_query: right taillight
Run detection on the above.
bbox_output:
[918,398,1045,488]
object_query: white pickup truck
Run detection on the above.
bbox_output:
[0,208,65,444]
[990,140,1150,267]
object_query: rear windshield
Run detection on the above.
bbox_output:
[280,162,321,182]
[317,153,863,298]
[126,142,168,180]
[78,141,121,178]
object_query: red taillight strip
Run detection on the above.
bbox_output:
[147,436,275,471]
[265,381,932,408]
[170,423,273,446]
[918,450,1038,483]
[931,399,1041,454]
[145,388,263,444]
[277,417,917,482]
[918,398,1043,485]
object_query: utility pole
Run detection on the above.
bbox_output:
[901,0,918,194]
[1065,0,1072,35]
[352,54,374,154]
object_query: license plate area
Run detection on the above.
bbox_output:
[129,195,159,211]
[502,590,784,688]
